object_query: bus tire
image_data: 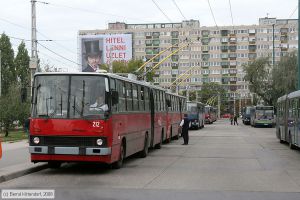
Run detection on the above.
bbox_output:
[112,141,125,169]
[289,134,296,150]
[48,161,61,169]
[139,134,149,158]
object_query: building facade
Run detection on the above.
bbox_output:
[78,17,298,106]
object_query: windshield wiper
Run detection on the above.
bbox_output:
[81,80,85,116]
[46,96,53,118]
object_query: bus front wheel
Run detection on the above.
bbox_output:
[112,142,125,169]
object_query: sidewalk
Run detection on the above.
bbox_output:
[0,140,48,183]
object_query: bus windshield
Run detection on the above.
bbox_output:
[32,75,109,119]
[187,104,197,113]
[256,108,274,119]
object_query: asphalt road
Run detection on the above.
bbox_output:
[1,119,300,200]
[0,141,30,169]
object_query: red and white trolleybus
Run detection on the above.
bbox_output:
[29,72,185,168]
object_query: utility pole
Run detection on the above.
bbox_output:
[0,50,1,97]
[272,24,275,68]
[298,0,300,89]
[30,0,38,88]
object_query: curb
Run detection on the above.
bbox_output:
[0,164,48,184]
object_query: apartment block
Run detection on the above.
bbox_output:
[78,17,298,102]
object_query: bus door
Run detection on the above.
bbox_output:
[149,89,155,147]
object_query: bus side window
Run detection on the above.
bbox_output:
[126,82,133,111]
[110,78,117,112]
[132,84,138,111]
[117,80,125,112]
[162,91,165,111]
[144,87,149,111]
[139,86,145,111]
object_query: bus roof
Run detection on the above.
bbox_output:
[287,90,300,99]
[277,94,288,103]
[34,72,167,92]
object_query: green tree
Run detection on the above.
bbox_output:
[243,57,273,105]
[0,33,16,95]
[0,84,26,137]
[197,82,226,105]
[272,51,298,104]
[15,41,30,102]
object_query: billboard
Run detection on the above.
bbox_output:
[79,34,132,72]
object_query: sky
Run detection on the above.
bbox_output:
[0,0,298,71]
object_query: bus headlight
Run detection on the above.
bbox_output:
[33,137,40,144]
[96,139,103,146]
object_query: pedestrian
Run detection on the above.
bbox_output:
[180,114,190,145]
[234,114,239,125]
[24,117,31,140]
[230,114,233,125]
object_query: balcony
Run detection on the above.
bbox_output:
[221,45,229,52]
[280,28,288,35]
[249,37,256,44]
[171,55,179,62]
[221,61,229,68]
[221,30,229,36]
[230,61,237,67]
[280,36,288,43]
[201,45,209,52]
[221,53,228,59]
[248,45,257,52]
[248,53,257,60]
[221,37,228,43]
[145,48,153,55]
[145,40,152,46]
[229,37,236,44]
[248,29,256,35]
[229,53,237,59]
[152,32,160,38]
[171,39,179,45]
[201,38,210,45]
[153,39,160,46]
[202,54,210,61]
[229,45,237,52]
[171,31,179,38]
[202,30,210,37]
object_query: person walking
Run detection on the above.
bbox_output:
[234,114,239,125]
[230,114,233,125]
[180,114,190,145]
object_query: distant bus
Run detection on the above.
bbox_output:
[242,106,253,125]
[186,101,205,129]
[204,105,217,124]
[276,91,300,149]
[250,106,275,127]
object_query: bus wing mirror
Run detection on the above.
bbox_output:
[111,90,119,105]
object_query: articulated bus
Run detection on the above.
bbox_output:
[250,106,275,127]
[276,91,300,149]
[186,101,205,129]
[29,72,185,168]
